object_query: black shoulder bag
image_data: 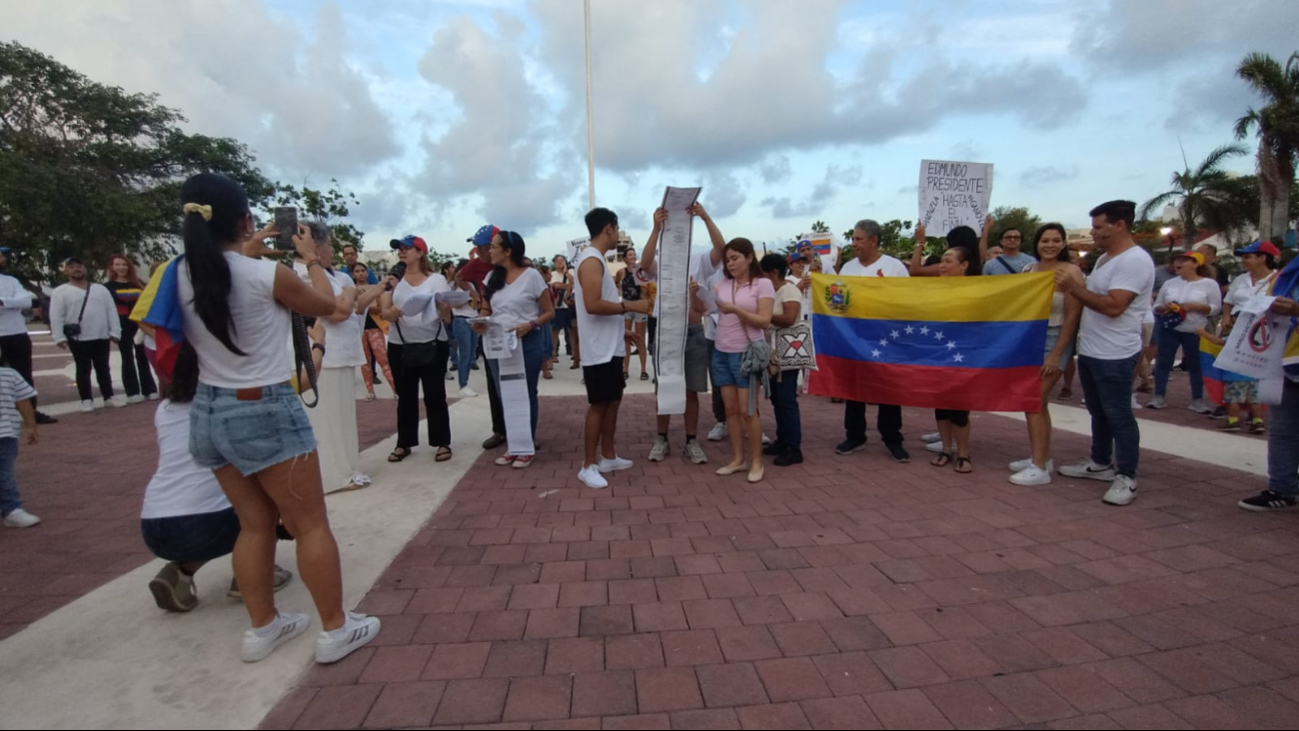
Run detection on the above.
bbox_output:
[62,287,92,340]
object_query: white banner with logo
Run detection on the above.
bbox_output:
[654,186,701,415]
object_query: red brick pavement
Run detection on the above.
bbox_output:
[0,397,408,640]
[263,393,1299,730]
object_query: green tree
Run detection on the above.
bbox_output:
[989,206,1044,251]
[0,41,273,286]
[1235,51,1299,242]
[1139,143,1249,245]
[810,220,830,234]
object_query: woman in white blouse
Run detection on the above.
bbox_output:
[1149,251,1222,412]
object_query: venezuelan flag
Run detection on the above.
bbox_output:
[809,272,1054,412]
[1199,335,1256,406]
[129,255,185,379]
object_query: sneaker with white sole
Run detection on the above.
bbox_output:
[147,392,160,401]
[684,439,709,465]
[1237,490,1299,512]
[228,565,296,599]
[921,432,942,443]
[598,455,634,473]
[648,436,670,462]
[512,455,535,469]
[1009,465,1053,486]
[707,423,728,441]
[316,612,381,664]
[242,612,311,663]
[109,395,128,408]
[1188,398,1213,414]
[1102,475,1138,506]
[578,464,609,489]
[925,440,954,454]
[761,433,772,446]
[149,562,198,612]
[1058,459,1117,482]
[459,386,479,398]
[1145,396,1167,410]
[3,508,41,528]
[127,394,147,405]
[495,455,517,466]
[80,400,95,414]
[1009,457,1054,473]
[1131,395,1142,410]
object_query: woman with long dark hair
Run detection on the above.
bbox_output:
[352,262,397,401]
[175,172,379,664]
[694,238,773,483]
[104,254,159,403]
[380,236,453,464]
[1009,224,1084,485]
[930,245,981,474]
[474,231,555,468]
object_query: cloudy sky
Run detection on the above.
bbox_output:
[5,0,1298,260]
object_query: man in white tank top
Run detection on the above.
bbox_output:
[575,208,652,489]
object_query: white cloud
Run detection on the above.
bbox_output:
[1020,165,1082,188]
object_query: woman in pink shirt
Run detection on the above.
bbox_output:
[693,238,773,483]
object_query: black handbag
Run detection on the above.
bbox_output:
[394,319,442,370]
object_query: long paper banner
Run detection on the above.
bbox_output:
[655,186,702,415]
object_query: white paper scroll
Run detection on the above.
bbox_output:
[918,159,994,234]
[654,186,702,416]
[482,319,534,455]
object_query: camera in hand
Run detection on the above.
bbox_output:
[386,262,407,290]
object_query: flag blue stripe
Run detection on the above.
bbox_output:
[812,315,1047,369]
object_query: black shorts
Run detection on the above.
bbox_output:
[584,356,626,405]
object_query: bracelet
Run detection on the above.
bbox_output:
[311,343,325,355]
[531,320,540,331]
[621,303,626,314]
[306,260,322,270]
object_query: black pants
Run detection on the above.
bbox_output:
[390,341,452,449]
[844,401,903,445]
[69,339,115,401]
[934,409,970,428]
[0,333,36,407]
[118,317,157,398]
[481,338,506,436]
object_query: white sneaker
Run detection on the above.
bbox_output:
[1058,459,1117,482]
[1009,465,1053,486]
[1131,395,1142,410]
[648,436,670,462]
[925,440,955,454]
[109,395,128,408]
[80,400,95,413]
[761,433,772,446]
[598,455,634,473]
[708,422,728,441]
[459,386,479,398]
[242,612,310,663]
[316,612,381,664]
[921,432,942,443]
[1145,396,1167,410]
[578,464,609,489]
[1103,475,1138,506]
[127,394,146,405]
[1009,457,1054,473]
[147,393,160,401]
[3,509,41,528]
[684,439,709,465]
[1188,399,1213,414]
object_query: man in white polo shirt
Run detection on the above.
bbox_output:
[1055,200,1155,507]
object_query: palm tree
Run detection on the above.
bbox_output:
[1139,144,1248,247]
[811,220,830,234]
[1235,52,1299,242]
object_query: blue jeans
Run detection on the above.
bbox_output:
[489,329,546,441]
[1269,378,1299,497]
[1078,354,1142,478]
[1155,329,1203,399]
[452,318,479,388]
[0,437,22,516]
[769,372,802,450]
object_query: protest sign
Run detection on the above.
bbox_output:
[655,186,702,415]
[918,160,994,233]
[1214,296,1289,381]
[566,237,590,262]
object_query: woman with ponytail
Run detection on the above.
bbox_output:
[176,172,380,664]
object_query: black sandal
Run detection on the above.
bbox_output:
[640,372,649,381]
[388,447,412,463]
[954,456,973,474]
[930,452,952,468]
[436,446,453,462]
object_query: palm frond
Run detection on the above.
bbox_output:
[1139,191,1179,221]
[1235,108,1261,139]
[1195,143,1248,177]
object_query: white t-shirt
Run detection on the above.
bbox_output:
[390,274,451,344]
[1078,246,1155,359]
[451,282,478,318]
[1224,270,1278,310]
[839,255,911,279]
[1156,277,1223,333]
[770,281,802,337]
[0,367,35,440]
[0,274,33,338]
[179,253,291,389]
[485,268,547,329]
[574,247,625,366]
[141,401,232,520]
[321,270,365,368]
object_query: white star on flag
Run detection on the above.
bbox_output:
[878,338,888,346]
[953,353,965,363]
[920,326,930,335]
[891,330,901,339]
[905,326,915,334]
[946,340,957,350]
[872,349,882,358]
[935,331,944,340]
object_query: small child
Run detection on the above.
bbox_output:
[1197,325,1266,434]
[0,363,40,528]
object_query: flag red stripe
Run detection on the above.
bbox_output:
[808,355,1044,413]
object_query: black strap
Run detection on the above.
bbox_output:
[995,256,1017,275]
[75,285,92,325]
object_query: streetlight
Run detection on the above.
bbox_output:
[583,0,596,211]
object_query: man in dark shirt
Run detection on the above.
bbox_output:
[457,225,506,449]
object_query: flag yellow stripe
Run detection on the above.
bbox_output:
[810,272,1054,323]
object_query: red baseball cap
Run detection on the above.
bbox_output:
[1236,240,1281,258]
[390,235,428,254]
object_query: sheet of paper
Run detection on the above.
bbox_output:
[399,292,434,317]
[695,286,718,314]
[495,345,534,456]
[435,290,472,307]
[482,323,518,360]
[918,159,994,233]
[654,185,702,416]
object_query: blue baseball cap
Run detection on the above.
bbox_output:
[788,251,804,263]
[468,225,499,247]
[1235,240,1281,258]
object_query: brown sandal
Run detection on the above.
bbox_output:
[930,452,952,468]
[954,456,973,474]
[436,446,453,462]
[388,447,411,463]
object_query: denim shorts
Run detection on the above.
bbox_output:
[141,508,241,563]
[711,348,748,389]
[190,382,317,477]
[1044,325,1076,368]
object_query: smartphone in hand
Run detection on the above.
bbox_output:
[274,207,299,250]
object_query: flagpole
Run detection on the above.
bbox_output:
[584,0,596,210]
